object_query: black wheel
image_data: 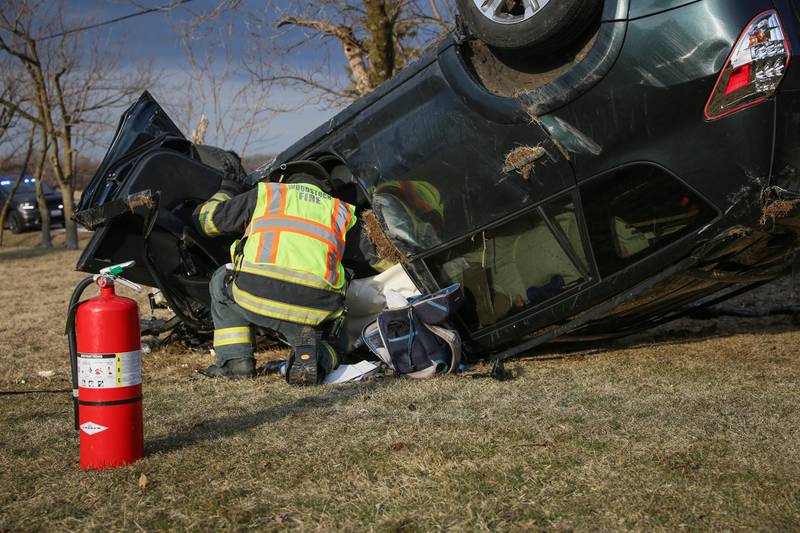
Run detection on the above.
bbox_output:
[7,212,24,234]
[457,0,602,53]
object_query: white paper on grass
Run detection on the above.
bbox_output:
[323,360,381,384]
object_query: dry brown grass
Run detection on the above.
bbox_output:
[362,209,407,265]
[503,145,546,180]
[760,198,800,226]
[1,230,800,531]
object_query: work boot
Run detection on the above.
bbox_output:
[200,357,256,379]
[286,327,321,386]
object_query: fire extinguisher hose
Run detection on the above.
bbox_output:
[65,276,97,431]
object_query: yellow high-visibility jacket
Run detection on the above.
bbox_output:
[194,180,357,325]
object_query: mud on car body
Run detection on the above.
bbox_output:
[76,0,800,361]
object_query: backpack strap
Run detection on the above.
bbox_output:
[405,366,440,379]
[362,321,392,368]
[424,324,461,373]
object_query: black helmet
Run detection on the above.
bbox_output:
[270,160,332,194]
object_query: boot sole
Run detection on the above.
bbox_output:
[287,328,319,386]
[287,352,318,385]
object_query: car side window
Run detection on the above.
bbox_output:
[426,197,588,331]
[580,165,717,277]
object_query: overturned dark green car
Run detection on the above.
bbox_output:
[76,0,800,364]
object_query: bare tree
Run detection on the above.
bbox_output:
[190,113,209,145]
[0,126,33,246]
[178,0,453,108]
[0,87,16,145]
[0,0,156,249]
[0,54,25,167]
[251,0,454,104]
[125,0,450,160]
[32,127,51,248]
[159,13,278,157]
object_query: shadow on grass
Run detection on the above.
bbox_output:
[621,322,797,346]
[523,319,800,361]
[0,227,91,258]
[146,381,390,456]
[0,245,67,261]
[0,389,71,395]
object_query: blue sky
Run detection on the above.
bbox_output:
[62,0,344,157]
[67,0,261,66]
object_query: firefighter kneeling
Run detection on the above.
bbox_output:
[192,157,356,385]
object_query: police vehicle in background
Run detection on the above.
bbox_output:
[0,177,64,234]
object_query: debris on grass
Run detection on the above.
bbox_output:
[760,199,800,226]
[726,226,753,238]
[503,145,547,179]
[363,209,408,265]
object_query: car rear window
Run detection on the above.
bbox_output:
[580,165,717,277]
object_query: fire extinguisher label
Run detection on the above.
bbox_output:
[79,421,109,435]
[78,350,142,388]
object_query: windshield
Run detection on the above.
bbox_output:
[0,177,55,194]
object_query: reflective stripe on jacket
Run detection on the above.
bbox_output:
[193,178,252,237]
[197,192,233,236]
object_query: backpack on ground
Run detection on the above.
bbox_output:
[362,284,464,379]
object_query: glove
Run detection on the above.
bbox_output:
[218,178,246,197]
[219,151,247,185]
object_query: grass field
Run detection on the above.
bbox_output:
[1,231,799,531]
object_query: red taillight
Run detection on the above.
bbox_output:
[724,63,752,95]
[705,10,791,120]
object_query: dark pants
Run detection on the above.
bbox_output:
[209,266,343,372]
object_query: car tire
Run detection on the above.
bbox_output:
[457,0,603,53]
[7,212,23,234]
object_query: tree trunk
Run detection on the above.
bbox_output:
[0,176,23,247]
[34,133,51,249]
[0,127,35,246]
[34,177,51,248]
[191,113,209,145]
[56,124,79,250]
[364,0,396,87]
[61,182,77,249]
[275,16,373,96]
[342,37,372,95]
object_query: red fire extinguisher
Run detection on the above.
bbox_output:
[67,261,143,470]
